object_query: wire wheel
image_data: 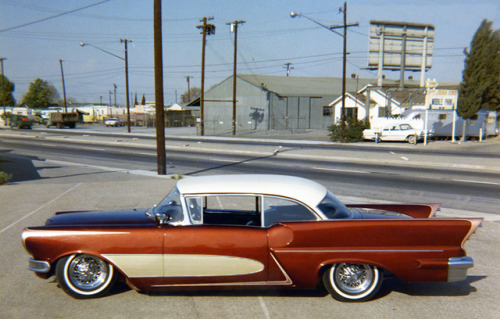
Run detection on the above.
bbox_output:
[57,254,115,298]
[323,263,383,302]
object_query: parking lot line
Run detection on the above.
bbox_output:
[258,296,271,319]
[0,183,81,235]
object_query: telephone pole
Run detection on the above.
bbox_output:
[290,2,358,130]
[120,38,132,133]
[59,59,68,112]
[154,0,166,175]
[185,75,193,102]
[227,20,245,136]
[283,62,294,77]
[330,2,358,129]
[113,84,117,107]
[197,17,215,136]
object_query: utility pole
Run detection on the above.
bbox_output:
[290,4,357,130]
[154,0,166,175]
[59,59,68,112]
[113,84,117,107]
[227,20,245,136]
[197,17,215,136]
[120,38,132,133]
[185,75,193,102]
[330,2,358,129]
[0,57,6,116]
[283,62,294,76]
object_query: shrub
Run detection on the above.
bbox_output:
[328,117,370,142]
[0,171,12,185]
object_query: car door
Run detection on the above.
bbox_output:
[160,194,269,286]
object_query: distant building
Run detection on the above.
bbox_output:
[203,74,374,134]
[202,74,459,134]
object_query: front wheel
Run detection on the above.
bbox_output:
[56,254,115,299]
[323,263,383,302]
[407,135,417,144]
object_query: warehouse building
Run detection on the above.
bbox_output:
[203,74,374,134]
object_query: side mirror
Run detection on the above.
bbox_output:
[155,213,172,225]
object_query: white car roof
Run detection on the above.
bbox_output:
[176,174,328,208]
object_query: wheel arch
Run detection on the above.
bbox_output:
[51,251,127,281]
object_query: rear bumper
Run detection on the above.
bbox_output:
[448,256,473,282]
[28,258,50,273]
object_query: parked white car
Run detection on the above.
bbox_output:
[363,123,427,144]
[104,117,122,127]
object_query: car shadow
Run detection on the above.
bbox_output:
[376,275,485,299]
[0,151,42,182]
[106,276,486,300]
[143,288,328,298]
[0,150,123,183]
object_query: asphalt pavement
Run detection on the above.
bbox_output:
[0,129,499,318]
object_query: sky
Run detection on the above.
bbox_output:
[0,0,498,106]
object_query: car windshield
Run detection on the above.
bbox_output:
[149,187,184,222]
[317,192,351,219]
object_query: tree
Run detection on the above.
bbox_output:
[134,93,138,106]
[141,94,146,105]
[180,87,201,104]
[21,78,59,108]
[0,75,16,106]
[458,19,500,118]
[483,29,500,111]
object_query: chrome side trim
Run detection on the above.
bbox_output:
[274,249,444,253]
[448,256,473,282]
[28,258,50,273]
[151,253,293,288]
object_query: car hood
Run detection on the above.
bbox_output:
[45,209,156,227]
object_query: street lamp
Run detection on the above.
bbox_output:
[80,41,132,133]
[290,3,357,130]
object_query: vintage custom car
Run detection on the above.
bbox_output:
[22,174,482,301]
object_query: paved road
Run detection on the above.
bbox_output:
[1,127,499,215]
[0,159,498,319]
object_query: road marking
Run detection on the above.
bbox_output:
[312,167,370,174]
[258,296,271,319]
[77,146,107,152]
[0,183,81,235]
[210,158,241,163]
[451,179,500,186]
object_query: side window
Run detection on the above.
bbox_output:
[194,195,261,227]
[156,188,184,223]
[263,196,317,227]
[186,196,202,224]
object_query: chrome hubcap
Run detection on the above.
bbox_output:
[68,255,108,290]
[334,264,373,294]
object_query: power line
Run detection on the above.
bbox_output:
[0,0,110,33]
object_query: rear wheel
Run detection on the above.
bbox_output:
[407,135,416,144]
[323,263,383,302]
[56,254,115,299]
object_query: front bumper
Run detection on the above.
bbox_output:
[28,258,50,273]
[448,256,473,282]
